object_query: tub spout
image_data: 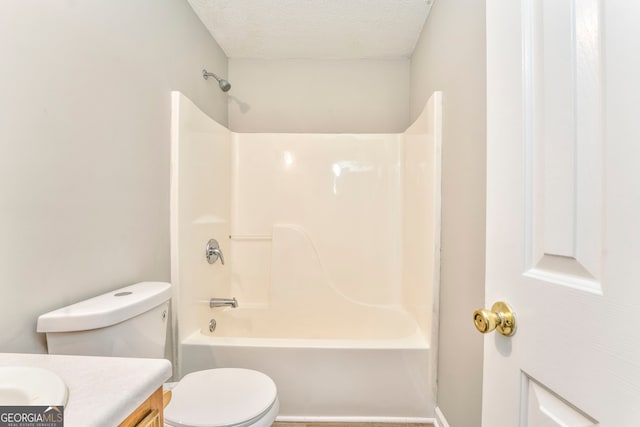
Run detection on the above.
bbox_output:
[210,297,238,309]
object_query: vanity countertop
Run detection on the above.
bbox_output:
[0,352,172,427]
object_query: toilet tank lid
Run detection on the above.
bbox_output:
[37,282,171,333]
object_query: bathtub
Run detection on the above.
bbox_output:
[179,303,435,423]
[171,91,442,423]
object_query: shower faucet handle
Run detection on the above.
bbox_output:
[206,239,225,265]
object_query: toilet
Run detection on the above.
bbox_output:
[36,282,279,427]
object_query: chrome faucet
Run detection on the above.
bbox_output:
[206,239,225,265]
[210,297,238,309]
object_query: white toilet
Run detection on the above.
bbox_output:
[36,282,279,427]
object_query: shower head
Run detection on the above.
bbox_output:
[202,69,231,92]
[218,79,231,92]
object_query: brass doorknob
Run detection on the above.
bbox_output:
[473,301,516,337]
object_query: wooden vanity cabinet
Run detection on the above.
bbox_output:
[118,387,171,427]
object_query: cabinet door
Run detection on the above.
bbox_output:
[118,387,164,427]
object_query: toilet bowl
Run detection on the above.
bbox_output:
[36,282,278,427]
[165,369,278,427]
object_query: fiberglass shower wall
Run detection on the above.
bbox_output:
[171,91,441,346]
[170,92,232,343]
[230,133,403,309]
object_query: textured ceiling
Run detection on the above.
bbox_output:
[187,0,433,59]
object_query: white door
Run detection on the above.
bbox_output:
[483,0,640,425]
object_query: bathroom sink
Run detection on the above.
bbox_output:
[0,367,68,406]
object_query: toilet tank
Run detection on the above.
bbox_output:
[37,282,171,359]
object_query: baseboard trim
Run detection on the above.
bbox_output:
[275,416,436,424]
[434,407,450,427]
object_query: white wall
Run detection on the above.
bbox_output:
[228,59,410,133]
[0,1,228,354]
[410,0,486,426]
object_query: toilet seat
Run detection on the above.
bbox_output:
[164,368,278,427]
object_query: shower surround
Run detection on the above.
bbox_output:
[170,92,441,422]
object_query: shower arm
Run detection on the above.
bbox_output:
[202,68,231,92]
[202,69,222,82]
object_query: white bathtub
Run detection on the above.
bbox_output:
[200,301,421,340]
[179,304,435,423]
[171,92,442,423]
